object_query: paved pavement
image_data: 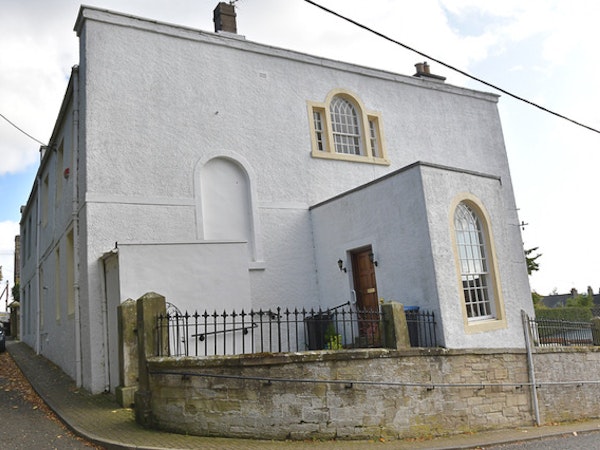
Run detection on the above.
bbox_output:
[0,348,96,449]
[7,339,600,450]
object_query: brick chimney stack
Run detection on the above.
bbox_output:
[413,61,446,82]
[213,2,237,34]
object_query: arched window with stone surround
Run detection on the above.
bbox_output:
[308,89,388,165]
[454,201,494,320]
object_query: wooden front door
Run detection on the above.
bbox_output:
[351,247,380,345]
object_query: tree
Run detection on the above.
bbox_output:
[531,291,544,308]
[525,247,541,275]
[11,282,19,302]
[566,293,593,308]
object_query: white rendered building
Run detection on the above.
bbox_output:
[19,4,533,394]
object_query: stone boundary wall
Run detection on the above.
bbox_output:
[125,294,600,441]
[145,347,600,440]
[534,347,600,423]
[145,348,540,440]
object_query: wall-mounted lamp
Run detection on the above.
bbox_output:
[369,252,378,267]
[337,259,347,273]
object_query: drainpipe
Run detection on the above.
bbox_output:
[71,65,83,387]
[521,310,541,426]
[35,168,42,354]
[100,257,111,392]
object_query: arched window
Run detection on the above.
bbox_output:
[330,96,362,155]
[308,90,388,165]
[454,202,494,320]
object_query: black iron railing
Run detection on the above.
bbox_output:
[156,304,438,357]
[405,309,437,348]
[527,317,596,347]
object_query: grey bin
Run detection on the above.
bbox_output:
[305,312,333,350]
[404,306,420,347]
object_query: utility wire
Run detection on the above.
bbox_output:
[0,112,47,146]
[304,0,600,135]
[3,2,596,141]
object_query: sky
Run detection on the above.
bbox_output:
[1,0,599,300]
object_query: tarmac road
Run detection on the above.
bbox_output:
[0,347,104,450]
[485,429,600,450]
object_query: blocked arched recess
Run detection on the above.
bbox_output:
[194,152,263,265]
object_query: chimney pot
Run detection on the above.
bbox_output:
[213,2,237,34]
[413,61,446,82]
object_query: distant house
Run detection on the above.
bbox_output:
[540,287,600,308]
[19,3,533,394]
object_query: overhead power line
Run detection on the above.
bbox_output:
[303,0,600,135]
[0,112,47,146]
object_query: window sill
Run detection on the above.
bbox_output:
[311,150,390,166]
[464,318,507,334]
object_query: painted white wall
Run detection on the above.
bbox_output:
[19,85,80,382]
[420,165,533,348]
[101,241,251,391]
[312,163,532,349]
[114,242,252,313]
[311,165,436,312]
[102,251,120,391]
[19,192,38,348]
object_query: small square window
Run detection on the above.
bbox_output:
[313,109,326,152]
[368,118,380,158]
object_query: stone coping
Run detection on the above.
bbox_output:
[147,347,529,370]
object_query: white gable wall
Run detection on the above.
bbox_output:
[76,7,516,302]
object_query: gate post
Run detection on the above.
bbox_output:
[381,302,411,349]
[116,299,138,407]
[591,317,600,345]
[134,292,167,428]
[8,301,19,338]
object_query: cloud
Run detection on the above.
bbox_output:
[0,1,76,176]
